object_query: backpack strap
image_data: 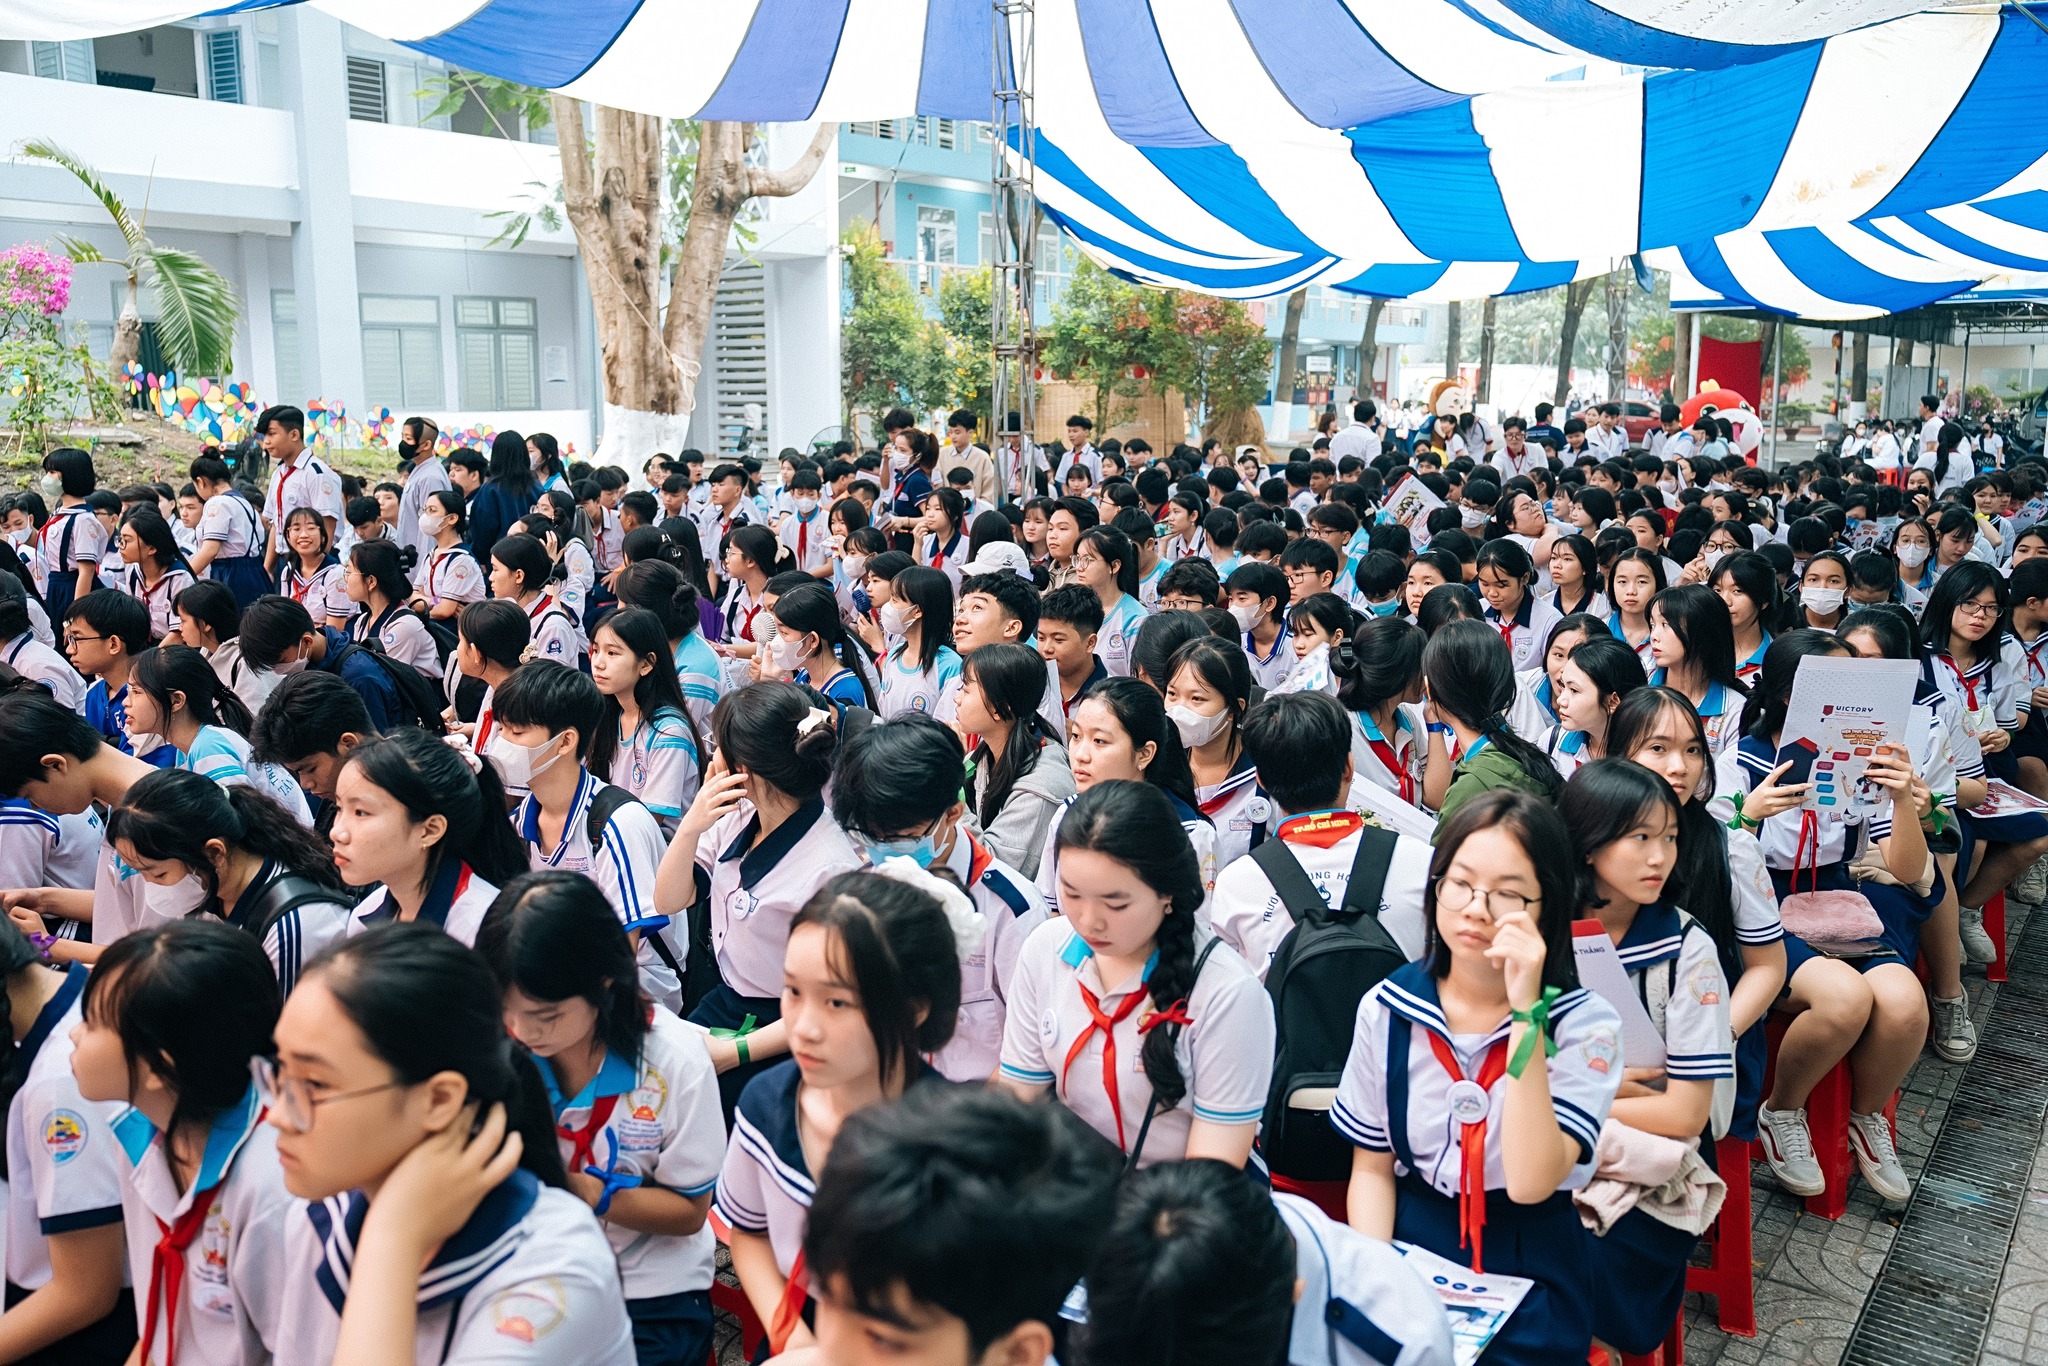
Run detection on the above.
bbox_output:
[1249,838,1326,925]
[1123,936,1224,1174]
[585,783,685,979]
[1338,826,1399,920]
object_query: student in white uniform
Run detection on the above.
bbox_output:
[1079,1159,1457,1366]
[653,682,865,1110]
[343,541,441,681]
[187,456,268,613]
[34,450,107,619]
[1339,615,1447,816]
[776,470,833,579]
[1076,526,1151,679]
[1476,539,1564,673]
[1333,789,1623,1365]
[490,534,586,670]
[715,869,961,1358]
[0,921,133,1363]
[128,645,314,826]
[1169,636,1268,871]
[955,644,1076,881]
[1559,760,1738,1354]
[588,608,705,837]
[491,662,681,1010]
[69,920,295,1366]
[264,923,636,1366]
[105,767,354,997]
[1000,781,1277,1168]
[0,578,85,709]
[1226,562,1294,692]
[407,491,486,624]
[876,567,962,719]
[1607,548,1665,670]
[799,1083,1124,1366]
[478,873,726,1366]
[615,561,723,733]
[1535,634,1648,780]
[913,489,970,590]
[1646,583,1750,758]
[273,507,353,631]
[0,794,100,901]
[531,501,598,624]
[831,713,1051,1082]
[1211,693,1432,978]
[330,728,529,944]
[112,509,195,644]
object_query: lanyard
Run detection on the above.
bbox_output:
[1359,713,1415,806]
[1425,1033,1508,1271]
[556,1092,622,1173]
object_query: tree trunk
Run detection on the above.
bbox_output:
[1850,331,1869,403]
[1671,310,1693,401]
[1272,287,1307,440]
[111,270,142,375]
[1356,297,1384,399]
[1443,301,1461,386]
[1476,296,1497,404]
[1556,279,1595,407]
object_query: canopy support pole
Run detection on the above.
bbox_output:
[1767,320,1782,469]
[991,0,1039,502]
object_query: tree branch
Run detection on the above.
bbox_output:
[748,122,835,199]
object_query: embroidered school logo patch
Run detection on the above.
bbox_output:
[1579,1026,1620,1077]
[42,1110,87,1164]
[492,1280,569,1342]
[1689,965,1723,1006]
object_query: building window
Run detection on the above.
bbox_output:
[31,40,95,84]
[272,290,300,405]
[455,297,538,410]
[916,206,957,293]
[204,30,242,103]
[360,296,443,409]
[346,56,387,122]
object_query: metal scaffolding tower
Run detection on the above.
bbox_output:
[991,0,1039,489]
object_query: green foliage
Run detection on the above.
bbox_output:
[936,268,994,420]
[0,329,83,457]
[1041,258,1157,431]
[841,223,935,422]
[1152,293,1271,422]
[416,72,553,137]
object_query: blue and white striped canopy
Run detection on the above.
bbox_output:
[6,0,2037,316]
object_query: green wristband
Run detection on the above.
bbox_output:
[1505,986,1562,1079]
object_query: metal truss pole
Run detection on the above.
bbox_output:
[991,0,1038,501]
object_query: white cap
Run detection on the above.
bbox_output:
[960,540,1031,579]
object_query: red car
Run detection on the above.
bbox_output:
[1622,401,1658,448]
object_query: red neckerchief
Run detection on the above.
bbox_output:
[143,1181,224,1366]
[1359,714,1416,806]
[769,1248,811,1355]
[929,531,960,569]
[557,1092,622,1173]
[1197,765,1258,817]
[270,456,305,528]
[2022,630,2048,685]
[525,590,557,623]
[1060,969,1183,1153]
[964,835,994,888]
[425,547,452,602]
[284,565,314,604]
[1938,651,1985,710]
[476,705,496,753]
[1276,809,1364,848]
[1426,1034,1508,1271]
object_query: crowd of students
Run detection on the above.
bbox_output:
[0,391,2029,1366]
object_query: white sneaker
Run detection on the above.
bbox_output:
[1959,906,1997,966]
[1758,1105,1826,1197]
[1929,995,1978,1064]
[1848,1110,1912,1203]
[2017,854,2048,906]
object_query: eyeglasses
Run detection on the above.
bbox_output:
[250,1056,405,1133]
[1434,875,1536,922]
[61,633,104,648]
[1956,600,2001,620]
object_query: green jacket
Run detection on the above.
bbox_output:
[1436,745,1554,833]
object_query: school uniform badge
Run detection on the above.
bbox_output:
[42,1109,87,1164]
[492,1279,568,1342]
[1580,1025,1621,1076]
[1688,965,1723,1006]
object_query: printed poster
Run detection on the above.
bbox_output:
[1777,657,1920,816]
[1395,1241,1533,1366]
[1970,778,2048,819]
[1381,473,1444,539]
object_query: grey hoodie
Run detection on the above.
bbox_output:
[972,738,1077,880]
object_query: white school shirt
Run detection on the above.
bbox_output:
[1537,724,1596,780]
[1724,826,1787,948]
[1330,963,1624,1193]
[112,1085,292,1366]
[121,566,196,640]
[227,862,356,998]
[998,919,1276,1165]
[6,971,127,1292]
[543,1008,725,1298]
[1243,621,1295,692]
[414,545,486,611]
[1329,423,1382,465]
[593,506,625,574]
[1646,673,1744,759]
[35,505,106,590]
[1732,737,1889,868]
[1925,638,2029,738]
[1276,1192,1459,1366]
[1096,592,1149,678]
[1491,444,1546,482]
[559,537,597,621]
[1505,666,1558,743]
[605,706,701,825]
[1611,904,1734,1086]
[180,725,315,827]
[917,530,968,590]
[393,455,451,553]
[345,861,501,946]
[1138,558,1168,609]
[879,642,962,719]
[1196,757,1269,875]
[923,835,1051,1082]
[525,590,586,667]
[352,605,441,679]
[1870,431,1902,470]
[717,1058,881,1277]
[1480,593,1562,672]
[279,1172,635,1366]
[1035,791,1221,910]
[519,769,681,1008]
[693,798,865,1001]
[2,633,84,709]
[263,454,343,552]
[0,798,99,891]
[198,493,262,559]
[777,508,833,574]
[1347,706,1433,817]
[278,560,352,625]
[1210,821,1431,980]
[90,841,205,946]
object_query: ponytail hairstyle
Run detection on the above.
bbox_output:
[348,538,413,613]
[1649,583,1749,697]
[528,431,565,484]
[772,582,877,706]
[1079,675,1203,819]
[1558,757,1681,912]
[792,871,963,1092]
[1164,636,1252,769]
[890,566,957,672]
[457,598,531,672]
[1335,614,1423,714]
[1425,790,1580,991]
[490,533,554,601]
[615,558,704,643]
[133,642,254,736]
[84,919,280,1139]
[302,922,567,1188]
[587,607,702,783]
[963,643,1054,827]
[476,870,650,1069]
[1605,687,1744,981]
[1054,780,1207,1110]
[1284,592,1358,652]
[339,726,528,892]
[1077,525,1141,600]
[712,679,839,802]
[1739,628,1849,740]
[1422,619,1564,799]
[1416,581,1484,635]
[122,506,192,577]
[107,767,344,920]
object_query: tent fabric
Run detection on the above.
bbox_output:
[0,1,2033,315]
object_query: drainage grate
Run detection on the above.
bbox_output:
[1841,911,2048,1366]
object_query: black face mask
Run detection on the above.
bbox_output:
[398,440,417,462]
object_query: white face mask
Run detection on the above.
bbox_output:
[143,875,207,919]
[1228,601,1262,632]
[773,633,808,673]
[792,496,819,516]
[38,474,62,502]
[486,731,568,789]
[1168,703,1231,749]
[1802,586,1846,616]
[271,653,309,677]
[843,554,868,580]
[891,448,913,471]
[128,730,166,757]
[1703,549,1727,572]
[1658,478,1679,494]
[1897,542,1930,569]
[417,512,444,541]
[3,527,27,547]
[880,601,915,636]
[1460,507,1489,530]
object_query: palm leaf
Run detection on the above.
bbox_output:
[52,234,108,266]
[143,245,239,376]
[17,140,145,253]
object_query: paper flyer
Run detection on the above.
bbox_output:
[1570,920,1666,1069]
[1970,778,2048,819]
[1777,657,1920,815]
[1381,473,1444,536]
[1394,1241,1533,1366]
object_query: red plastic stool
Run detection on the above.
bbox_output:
[1270,1172,1348,1223]
[1685,1136,1756,1335]
[709,1280,766,1364]
[1762,1014,1900,1221]
[1985,891,2008,983]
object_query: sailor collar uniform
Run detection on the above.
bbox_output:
[926,834,1051,1084]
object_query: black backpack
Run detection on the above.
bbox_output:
[333,638,447,734]
[585,783,686,981]
[1255,825,1408,1181]
[367,601,459,667]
